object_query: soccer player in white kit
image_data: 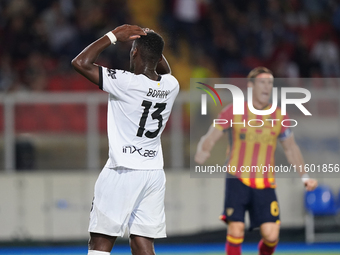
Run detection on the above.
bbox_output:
[72,25,179,255]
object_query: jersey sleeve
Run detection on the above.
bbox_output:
[278,113,293,141]
[99,66,132,97]
[215,104,233,131]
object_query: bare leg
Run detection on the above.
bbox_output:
[228,221,245,238]
[225,221,244,255]
[130,234,155,255]
[258,222,280,255]
[88,232,117,252]
[260,222,279,243]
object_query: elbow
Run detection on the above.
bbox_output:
[71,57,82,71]
[71,55,91,72]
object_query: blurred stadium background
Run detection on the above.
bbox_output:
[0,0,340,254]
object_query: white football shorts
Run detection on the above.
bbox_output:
[88,167,166,238]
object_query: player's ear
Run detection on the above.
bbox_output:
[158,55,163,63]
[132,47,138,58]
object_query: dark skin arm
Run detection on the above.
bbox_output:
[71,36,110,85]
[156,54,171,75]
[72,24,145,85]
[71,25,171,84]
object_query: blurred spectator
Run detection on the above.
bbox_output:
[174,0,202,50]
[311,34,340,77]
[0,0,340,92]
[259,17,281,59]
[24,52,48,91]
[273,52,300,78]
[6,0,33,18]
[293,36,316,77]
[302,0,329,16]
[246,1,262,33]
[0,54,16,92]
[284,1,309,30]
[60,0,75,17]
[47,15,78,57]
[215,31,243,76]
[0,0,132,91]
[192,51,218,78]
[42,1,78,59]
[161,0,207,55]
[5,16,33,62]
[332,2,340,38]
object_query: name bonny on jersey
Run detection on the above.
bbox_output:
[123,145,157,158]
[147,88,170,99]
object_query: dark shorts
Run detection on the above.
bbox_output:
[220,175,280,230]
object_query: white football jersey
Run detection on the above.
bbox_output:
[99,66,179,169]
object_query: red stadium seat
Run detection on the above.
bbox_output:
[65,105,87,133]
[15,105,41,132]
[47,76,68,91]
[47,73,98,92]
[69,74,98,91]
[15,104,88,133]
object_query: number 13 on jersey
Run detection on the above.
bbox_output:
[137,100,167,139]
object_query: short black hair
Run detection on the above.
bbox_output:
[134,32,164,65]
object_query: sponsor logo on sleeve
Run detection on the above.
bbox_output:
[107,69,117,79]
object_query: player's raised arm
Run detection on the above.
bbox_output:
[280,134,318,191]
[71,24,146,85]
[156,54,171,75]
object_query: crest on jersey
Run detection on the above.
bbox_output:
[226,208,234,216]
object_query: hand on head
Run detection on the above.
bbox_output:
[143,28,155,33]
[112,24,146,42]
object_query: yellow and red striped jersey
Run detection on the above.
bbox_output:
[215,102,292,189]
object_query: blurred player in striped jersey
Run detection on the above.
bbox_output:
[195,67,317,255]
